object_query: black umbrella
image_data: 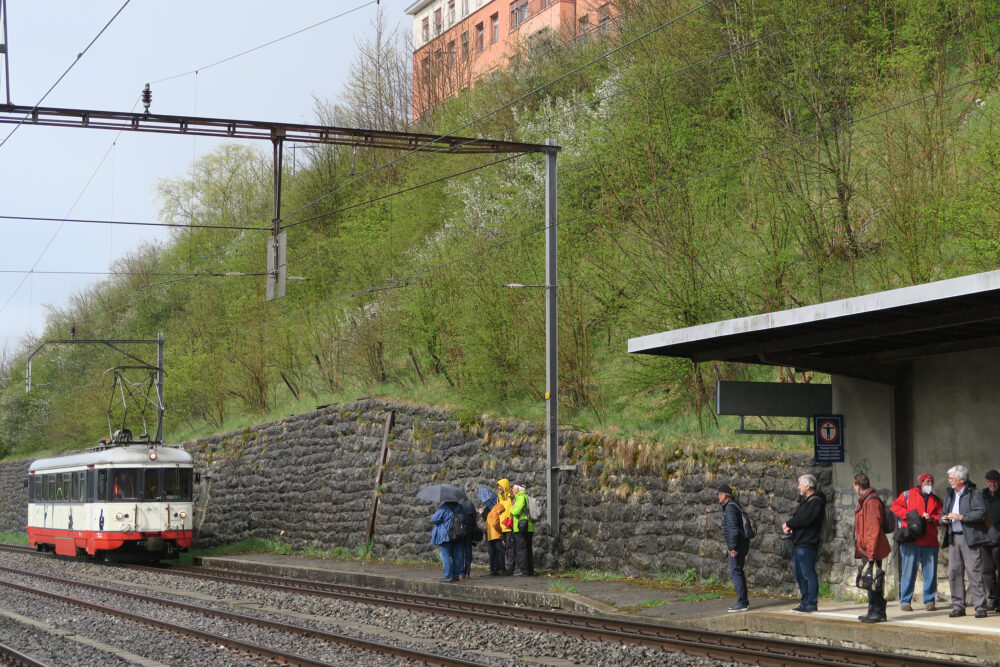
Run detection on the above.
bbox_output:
[416,483,467,504]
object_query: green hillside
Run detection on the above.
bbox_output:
[2,0,999,459]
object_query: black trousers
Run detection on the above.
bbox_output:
[864,557,887,618]
[514,530,534,575]
[486,539,503,574]
[984,544,1000,606]
[501,532,515,575]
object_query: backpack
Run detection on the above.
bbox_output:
[448,511,469,541]
[740,505,757,539]
[877,495,895,534]
[527,495,541,523]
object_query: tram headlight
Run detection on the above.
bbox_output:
[115,512,124,520]
[179,511,186,519]
[148,451,158,461]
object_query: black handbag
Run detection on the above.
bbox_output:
[856,560,885,593]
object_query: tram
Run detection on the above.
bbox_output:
[27,440,194,561]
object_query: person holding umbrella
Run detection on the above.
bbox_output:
[419,484,467,583]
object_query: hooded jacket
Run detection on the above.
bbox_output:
[511,487,535,533]
[943,481,988,548]
[497,478,514,533]
[484,502,503,541]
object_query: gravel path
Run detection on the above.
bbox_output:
[0,550,736,666]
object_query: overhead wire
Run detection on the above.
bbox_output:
[0,214,270,231]
[0,0,133,152]
[148,1,379,84]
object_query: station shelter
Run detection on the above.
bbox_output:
[628,269,1000,595]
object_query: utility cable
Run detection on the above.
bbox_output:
[149,1,378,84]
[0,0,132,152]
[0,214,270,231]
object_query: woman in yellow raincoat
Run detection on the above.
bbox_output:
[497,478,514,576]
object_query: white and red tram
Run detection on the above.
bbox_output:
[28,444,193,560]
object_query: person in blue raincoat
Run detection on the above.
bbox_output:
[431,501,463,582]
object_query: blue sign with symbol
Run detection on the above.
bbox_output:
[813,414,844,463]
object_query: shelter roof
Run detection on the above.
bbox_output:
[627,270,1000,382]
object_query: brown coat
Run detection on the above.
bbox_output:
[855,488,891,560]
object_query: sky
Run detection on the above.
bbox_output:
[0,0,413,356]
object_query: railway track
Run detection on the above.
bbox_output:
[0,643,50,667]
[0,544,974,666]
[0,559,486,667]
[154,561,959,667]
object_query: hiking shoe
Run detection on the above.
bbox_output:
[949,609,966,617]
[860,614,887,623]
[900,603,913,612]
[975,610,988,619]
[925,603,936,611]
[727,603,749,613]
[792,605,816,613]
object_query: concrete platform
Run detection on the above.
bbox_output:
[199,554,999,665]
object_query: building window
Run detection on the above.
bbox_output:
[462,0,469,15]
[598,3,612,29]
[447,40,455,65]
[510,1,528,29]
[447,0,456,25]
[422,17,430,42]
[578,15,589,36]
[461,31,469,59]
[434,8,442,35]
[476,22,484,51]
[491,13,499,43]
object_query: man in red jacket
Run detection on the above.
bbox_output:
[855,474,891,623]
[891,473,943,611]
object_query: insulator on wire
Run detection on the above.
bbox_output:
[141,83,152,114]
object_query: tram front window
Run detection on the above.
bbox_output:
[111,469,138,500]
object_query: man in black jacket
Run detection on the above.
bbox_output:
[943,465,989,618]
[718,484,750,612]
[982,469,1000,612]
[782,473,825,612]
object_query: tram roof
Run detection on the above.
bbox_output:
[627,269,1000,383]
[29,445,191,472]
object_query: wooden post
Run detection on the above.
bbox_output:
[365,411,395,545]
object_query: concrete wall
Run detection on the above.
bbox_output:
[910,348,1000,485]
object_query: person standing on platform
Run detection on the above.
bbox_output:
[717,484,750,612]
[510,483,535,576]
[482,500,504,575]
[457,495,477,579]
[430,501,463,582]
[890,473,943,611]
[854,474,891,623]
[982,469,1000,612]
[497,478,515,576]
[942,464,989,618]
[782,473,825,613]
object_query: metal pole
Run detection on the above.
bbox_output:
[1,0,11,106]
[155,332,164,444]
[545,138,559,537]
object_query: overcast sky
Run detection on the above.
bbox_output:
[0,0,412,355]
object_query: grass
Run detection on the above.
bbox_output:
[164,537,376,566]
[679,592,724,602]
[548,581,580,594]
[0,532,28,545]
[640,599,668,608]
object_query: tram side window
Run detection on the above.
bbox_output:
[47,475,56,501]
[112,469,138,500]
[162,468,192,501]
[36,476,46,501]
[97,469,108,501]
[143,469,160,500]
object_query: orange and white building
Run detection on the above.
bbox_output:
[405,0,616,119]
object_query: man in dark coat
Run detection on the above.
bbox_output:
[718,484,750,612]
[982,469,1000,612]
[782,473,825,612]
[943,465,989,618]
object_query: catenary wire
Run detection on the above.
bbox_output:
[0,0,132,152]
[149,1,378,84]
[0,214,270,231]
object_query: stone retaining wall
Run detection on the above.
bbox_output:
[0,399,845,594]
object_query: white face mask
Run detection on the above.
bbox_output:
[921,485,933,494]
